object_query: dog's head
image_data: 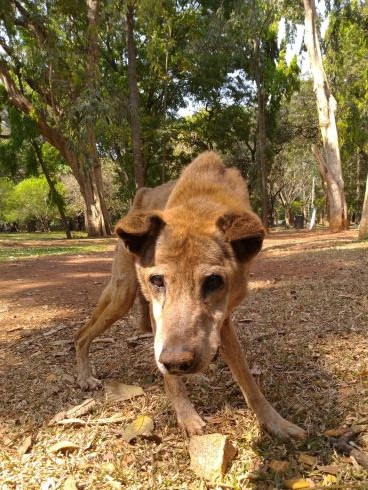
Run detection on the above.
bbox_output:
[116,209,264,376]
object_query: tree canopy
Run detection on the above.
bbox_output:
[0,0,367,234]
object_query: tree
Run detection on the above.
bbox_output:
[0,103,71,237]
[303,0,348,231]
[4,176,64,231]
[125,2,144,189]
[359,173,368,239]
[0,0,111,236]
[324,0,368,222]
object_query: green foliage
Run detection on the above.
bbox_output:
[4,176,65,230]
[0,0,365,228]
[0,177,14,221]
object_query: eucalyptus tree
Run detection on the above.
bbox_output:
[324,0,368,223]
[303,0,348,231]
[0,0,111,236]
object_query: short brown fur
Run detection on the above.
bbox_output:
[75,152,305,439]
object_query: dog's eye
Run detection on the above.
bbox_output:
[150,274,165,290]
[203,274,224,295]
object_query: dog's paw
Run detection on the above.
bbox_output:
[178,413,206,436]
[77,375,102,391]
[267,417,306,440]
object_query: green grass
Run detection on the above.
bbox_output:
[0,231,115,261]
[0,231,88,241]
[0,244,110,262]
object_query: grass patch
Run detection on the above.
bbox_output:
[0,232,88,241]
[0,244,110,262]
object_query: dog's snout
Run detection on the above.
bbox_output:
[159,348,195,374]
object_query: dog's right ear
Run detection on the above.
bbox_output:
[216,212,265,262]
[115,210,164,256]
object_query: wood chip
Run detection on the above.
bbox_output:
[189,433,237,480]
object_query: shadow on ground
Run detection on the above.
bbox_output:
[0,233,367,489]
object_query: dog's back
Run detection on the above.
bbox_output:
[167,152,250,214]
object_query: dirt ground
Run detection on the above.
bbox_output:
[0,230,367,489]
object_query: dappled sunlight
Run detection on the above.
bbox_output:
[1,231,367,489]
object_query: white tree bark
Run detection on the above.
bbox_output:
[303,0,348,231]
[359,172,368,239]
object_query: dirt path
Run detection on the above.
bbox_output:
[1,230,367,489]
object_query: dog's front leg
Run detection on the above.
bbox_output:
[164,374,206,436]
[220,318,306,440]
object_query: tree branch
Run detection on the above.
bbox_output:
[0,59,80,180]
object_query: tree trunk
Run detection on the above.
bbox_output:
[85,0,112,236]
[0,58,111,237]
[126,4,144,189]
[303,0,348,232]
[31,139,72,239]
[359,172,368,239]
[253,38,269,229]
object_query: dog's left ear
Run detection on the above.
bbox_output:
[115,210,164,256]
[216,212,265,262]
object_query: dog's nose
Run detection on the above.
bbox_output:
[159,348,195,374]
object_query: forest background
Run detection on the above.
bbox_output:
[0,0,367,239]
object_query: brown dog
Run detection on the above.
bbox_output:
[75,152,305,439]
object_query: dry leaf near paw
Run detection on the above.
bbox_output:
[104,381,144,403]
[121,415,154,443]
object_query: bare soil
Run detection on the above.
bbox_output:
[1,230,367,489]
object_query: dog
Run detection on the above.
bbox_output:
[75,152,305,439]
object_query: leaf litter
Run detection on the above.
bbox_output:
[0,230,368,489]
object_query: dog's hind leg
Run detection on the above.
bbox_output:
[220,318,306,440]
[75,247,138,390]
[164,374,206,436]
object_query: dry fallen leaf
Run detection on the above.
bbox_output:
[92,413,127,425]
[49,440,80,455]
[105,381,145,403]
[48,398,96,426]
[18,435,33,456]
[321,474,337,486]
[283,478,311,489]
[121,415,154,443]
[317,464,340,475]
[298,453,317,467]
[269,459,290,474]
[66,398,96,417]
[324,427,348,437]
